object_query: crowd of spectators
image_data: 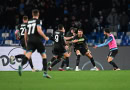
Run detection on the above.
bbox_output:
[0,0,129,34]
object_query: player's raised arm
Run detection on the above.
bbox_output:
[64,36,74,40]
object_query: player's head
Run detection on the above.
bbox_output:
[104,28,110,36]
[77,29,83,37]
[70,27,75,33]
[23,16,28,23]
[58,24,65,32]
[32,9,39,18]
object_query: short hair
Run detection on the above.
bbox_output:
[23,16,28,20]
[32,9,39,16]
[104,28,110,33]
[70,27,74,31]
[58,24,64,30]
[78,28,83,32]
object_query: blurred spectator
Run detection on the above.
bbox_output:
[63,17,70,32]
[107,8,119,32]
[119,11,129,32]
[82,18,93,35]
[0,0,128,32]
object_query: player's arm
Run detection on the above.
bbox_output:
[15,30,20,40]
[24,29,28,47]
[72,38,85,43]
[94,36,113,48]
[37,26,49,41]
[78,38,85,42]
[64,36,74,40]
[15,25,20,40]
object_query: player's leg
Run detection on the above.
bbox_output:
[41,53,51,78]
[48,56,57,66]
[59,45,73,71]
[63,52,73,70]
[60,59,66,69]
[10,54,24,64]
[18,51,32,76]
[48,56,61,71]
[75,50,81,71]
[24,50,36,72]
[107,50,120,70]
[85,50,99,71]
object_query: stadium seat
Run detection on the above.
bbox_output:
[2,33,9,38]
[4,40,13,45]
[46,29,53,38]
[116,39,121,45]
[126,32,130,36]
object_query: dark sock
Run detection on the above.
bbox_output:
[109,61,118,68]
[28,58,34,69]
[51,59,61,67]
[90,57,96,67]
[76,55,80,66]
[15,54,25,59]
[65,57,69,67]
[21,56,28,66]
[50,57,56,62]
[43,59,47,72]
[61,60,66,68]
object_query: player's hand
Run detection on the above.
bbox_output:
[88,49,91,53]
[71,36,74,39]
[93,46,97,49]
[45,37,49,41]
[73,40,78,43]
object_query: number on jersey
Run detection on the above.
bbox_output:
[20,27,26,35]
[27,23,36,35]
[55,35,59,42]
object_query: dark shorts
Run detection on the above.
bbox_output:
[52,47,66,56]
[20,39,26,50]
[74,47,88,55]
[27,40,46,54]
[108,49,118,58]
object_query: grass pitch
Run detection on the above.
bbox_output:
[0,70,130,90]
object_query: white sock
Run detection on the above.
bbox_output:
[59,67,62,69]
[66,67,69,69]
[76,66,79,69]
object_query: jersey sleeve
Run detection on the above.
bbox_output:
[96,36,113,47]
[61,32,66,45]
[25,24,28,32]
[36,20,42,26]
[73,35,77,40]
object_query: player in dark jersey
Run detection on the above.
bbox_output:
[48,24,73,71]
[11,16,36,72]
[72,29,99,71]
[18,9,51,78]
[58,27,76,70]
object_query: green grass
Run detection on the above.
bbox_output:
[0,70,130,90]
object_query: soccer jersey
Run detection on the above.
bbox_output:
[50,30,66,56]
[15,23,28,40]
[73,35,87,48]
[15,23,28,49]
[26,18,45,53]
[27,18,42,41]
[53,30,66,49]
